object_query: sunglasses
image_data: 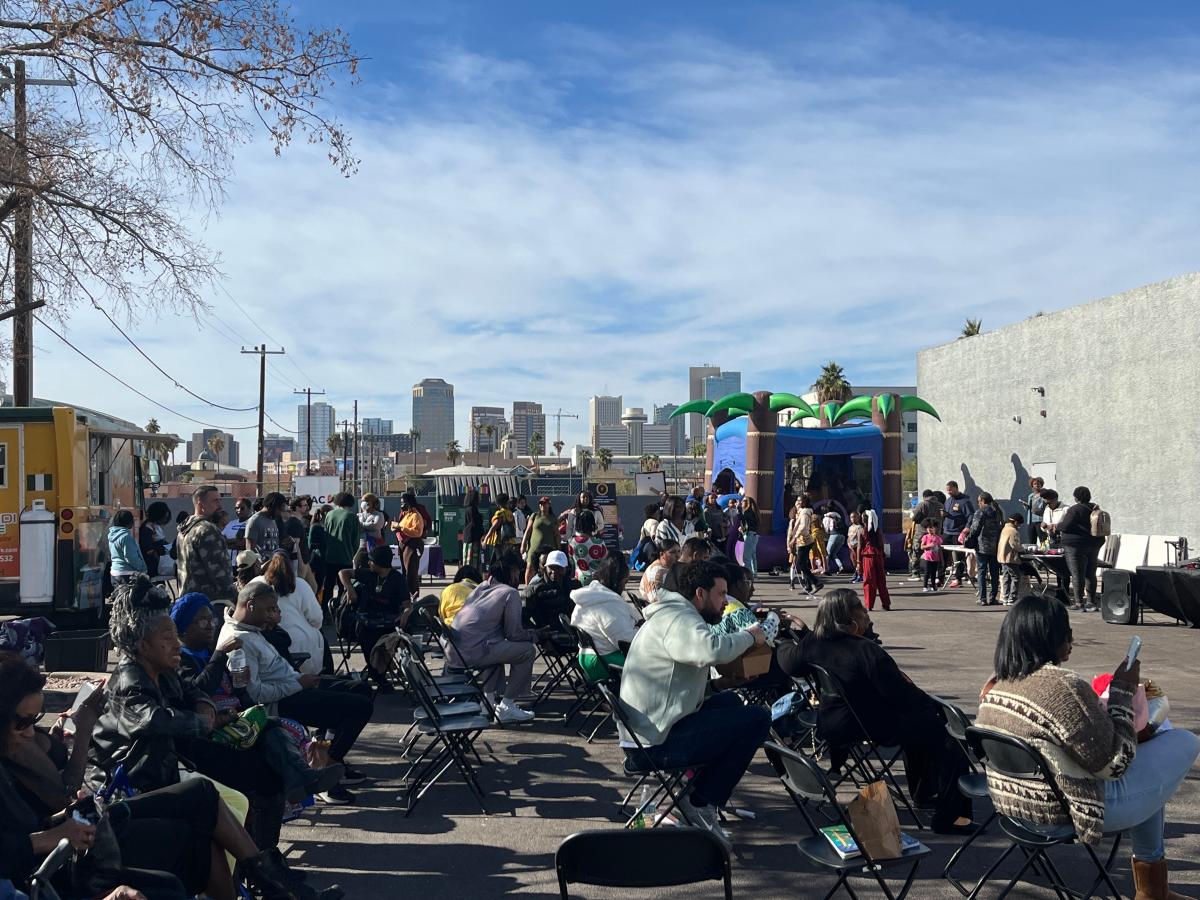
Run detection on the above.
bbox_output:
[13,709,43,730]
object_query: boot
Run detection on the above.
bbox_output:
[1133,857,1194,900]
[239,850,310,899]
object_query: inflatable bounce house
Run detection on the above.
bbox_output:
[671,390,940,570]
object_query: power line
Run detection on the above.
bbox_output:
[197,309,301,393]
[90,303,259,412]
[218,285,322,389]
[35,316,259,431]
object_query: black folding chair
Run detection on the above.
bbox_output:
[555,828,732,899]
[28,838,71,900]
[558,616,617,741]
[763,741,931,900]
[807,663,925,829]
[928,696,996,896]
[594,682,706,829]
[964,726,1123,900]
[397,653,496,815]
[419,606,500,720]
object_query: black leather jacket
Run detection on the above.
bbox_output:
[87,658,215,794]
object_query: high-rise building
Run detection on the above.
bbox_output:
[703,371,742,403]
[621,407,648,455]
[654,403,687,456]
[641,423,675,456]
[187,430,238,467]
[688,365,720,447]
[360,418,393,436]
[469,406,509,452]
[510,401,546,456]
[589,395,622,450]
[595,424,629,455]
[297,401,335,464]
[412,378,454,452]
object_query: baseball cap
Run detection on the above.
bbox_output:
[369,544,395,567]
[235,549,261,568]
[545,550,569,569]
[538,495,551,504]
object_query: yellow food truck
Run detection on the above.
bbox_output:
[0,404,162,625]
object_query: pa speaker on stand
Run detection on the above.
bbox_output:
[1101,569,1138,625]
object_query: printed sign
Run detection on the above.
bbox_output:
[588,482,621,553]
[0,512,19,578]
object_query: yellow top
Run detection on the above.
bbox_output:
[439,579,478,624]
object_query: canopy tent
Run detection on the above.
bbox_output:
[709,417,884,534]
[424,464,534,499]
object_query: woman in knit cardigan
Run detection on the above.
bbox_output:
[977,598,1199,899]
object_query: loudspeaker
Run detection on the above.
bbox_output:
[1101,569,1138,625]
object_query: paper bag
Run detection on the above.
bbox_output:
[847,780,902,859]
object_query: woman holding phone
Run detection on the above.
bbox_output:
[977,598,1200,898]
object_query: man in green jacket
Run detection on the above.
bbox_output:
[320,492,360,603]
[617,559,770,847]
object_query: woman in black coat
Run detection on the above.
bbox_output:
[776,589,974,834]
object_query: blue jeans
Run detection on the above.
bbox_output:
[826,533,846,571]
[1102,727,1200,861]
[645,692,771,808]
[742,532,759,577]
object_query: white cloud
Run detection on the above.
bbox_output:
[30,7,1200,454]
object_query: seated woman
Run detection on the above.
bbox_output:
[0,652,300,900]
[87,578,314,896]
[977,596,1200,898]
[776,588,974,834]
[569,555,638,681]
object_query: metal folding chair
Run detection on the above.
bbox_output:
[555,828,732,899]
[763,741,931,900]
[419,606,500,720]
[28,838,71,900]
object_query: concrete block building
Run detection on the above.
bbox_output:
[917,273,1200,545]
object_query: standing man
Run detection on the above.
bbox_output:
[618,560,770,847]
[246,492,286,558]
[223,496,253,567]
[177,485,238,607]
[321,493,360,604]
[942,481,975,589]
[1020,477,1046,545]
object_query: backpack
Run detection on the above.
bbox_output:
[1090,506,1111,538]
[498,512,517,542]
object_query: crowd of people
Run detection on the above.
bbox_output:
[3,478,1195,900]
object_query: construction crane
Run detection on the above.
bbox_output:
[550,408,579,444]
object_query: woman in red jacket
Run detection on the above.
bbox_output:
[860,510,891,611]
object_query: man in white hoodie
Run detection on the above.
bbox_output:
[618,560,771,845]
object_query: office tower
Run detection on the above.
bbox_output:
[360,418,393,435]
[297,400,335,463]
[469,406,509,452]
[654,403,686,456]
[641,423,675,456]
[703,371,742,403]
[412,378,455,452]
[589,395,622,450]
[511,401,546,456]
[621,407,648,455]
[595,424,629,455]
[688,365,720,447]
[187,430,238,467]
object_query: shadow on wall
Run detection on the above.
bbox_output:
[1009,453,1032,507]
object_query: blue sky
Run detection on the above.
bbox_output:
[32,1,1200,455]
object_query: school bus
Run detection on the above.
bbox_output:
[0,404,162,624]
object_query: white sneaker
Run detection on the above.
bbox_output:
[677,794,732,849]
[494,699,535,724]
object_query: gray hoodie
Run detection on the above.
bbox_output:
[216,609,302,712]
[617,590,754,746]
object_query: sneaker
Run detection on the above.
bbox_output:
[494,699,536,724]
[677,795,732,850]
[921,587,930,593]
[948,579,960,589]
[289,763,344,803]
[339,766,369,785]
[316,785,355,805]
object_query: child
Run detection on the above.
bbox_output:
[998,512,1025,604]
[569,509,609,586]
[920,519,944,592]
[107,508,147,584]
[847,511,864,584]
[809,516,829,574]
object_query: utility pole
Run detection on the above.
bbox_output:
[293,387,325,474]
[2,60,73,406]
[352,400,359,497]
[337,418,352,493]
[240,344,285,489]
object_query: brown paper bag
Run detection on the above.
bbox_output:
[847,780,902,858]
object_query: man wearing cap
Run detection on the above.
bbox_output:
[523,549,581,629]
[338,545,411,692]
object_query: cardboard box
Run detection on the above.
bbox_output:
[716,644,774,679]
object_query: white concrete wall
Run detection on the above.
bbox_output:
[917,273,1200,548]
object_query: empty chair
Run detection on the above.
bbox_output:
[555,828,732,899]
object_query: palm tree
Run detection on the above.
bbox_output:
[471,422,483,460]
[960,318,983,338]
[690,440,705,459]
[207,434,226,472]
[553,439,564,461]
[597,447,613,473]
[529,430,544,463]
[578,447,592,478]
[483,425,495,467]
[409,428,421,476]
[327,433,343,458]
[445,439,462,466]
[812,361,853,405]
[648,454,660,471]
[638,453,654,472]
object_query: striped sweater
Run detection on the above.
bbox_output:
[976,664,1136,846]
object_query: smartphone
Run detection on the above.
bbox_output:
[1124,635,1142,669]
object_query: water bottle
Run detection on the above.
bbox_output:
[228,649,249,688]
[636,784,657,825]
